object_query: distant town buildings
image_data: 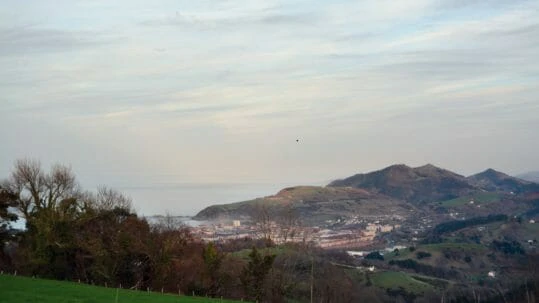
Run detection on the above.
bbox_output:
[189,217,402,249]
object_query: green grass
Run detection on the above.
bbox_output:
[525,222,539,234]
[419,242,486,252]
[386,243,485,262]
[0,275,242,303]
[409,274,450,289]
[440,192,501,207]
[370,271,433,294]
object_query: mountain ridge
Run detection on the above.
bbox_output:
[328,163,475,203]
[467,168,539,193]
[195,164,539,221]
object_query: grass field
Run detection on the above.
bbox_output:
[0,275,241,303]
[370,271,433,294]
[385,242,485,261]
[419,242,487,252]
[440,192,501,207]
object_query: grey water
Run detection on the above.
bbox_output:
[118,182,307,217]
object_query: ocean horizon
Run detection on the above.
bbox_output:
[117,181,326,217]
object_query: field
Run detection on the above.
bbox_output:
[370,271,433,294]
[0,275,241,303]
[440,192,501,207]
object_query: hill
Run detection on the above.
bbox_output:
[0,274,240,303]
[194,164,539,225]
[467,168,539,194]
[194,185,415,223]
[328,164,476,203]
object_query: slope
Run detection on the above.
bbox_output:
[0,274,240,303]
[328,164,476,203]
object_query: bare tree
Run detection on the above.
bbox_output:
[152,213,185,233]
[94,186,133,213]
[251,204,274,243]
[277,205,300,243]
[5,159,79,218]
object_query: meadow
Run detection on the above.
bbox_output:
[0,275,241,303]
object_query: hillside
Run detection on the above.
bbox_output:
[195,164,539,225]
[328,164,476,203]
[0,275,240,303]
[194,186,415,223]
[467,168,539,193]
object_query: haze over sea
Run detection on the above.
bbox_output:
[105,181,324,216]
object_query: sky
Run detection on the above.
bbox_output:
[1,0,538,215]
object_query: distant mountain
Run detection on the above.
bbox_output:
[194,164,539,223]
[517,171,539,183]
[467,168,539,193]
[328,164,476,203]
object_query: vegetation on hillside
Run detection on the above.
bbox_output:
[2,159,539,302]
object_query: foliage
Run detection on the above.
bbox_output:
[491,239,525,255]
[428,214,507,238]
[3,159,539,302]
[415,251,432,259]
[241,247,276,302]
[0,187,18,239]
[202,242,225,296]
[364,251,384,261]
[388,259,460,279]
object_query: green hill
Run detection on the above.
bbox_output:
[0,275,242,303]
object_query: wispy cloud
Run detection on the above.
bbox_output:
[1,0,539,212]
[141,10,316,29]
[0,25,118,56]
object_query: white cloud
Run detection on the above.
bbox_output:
[1,0,539,214]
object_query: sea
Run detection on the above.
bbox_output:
[117,182,312,217]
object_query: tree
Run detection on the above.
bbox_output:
[148,220,202,294]
[3,159,85,279]
[0,187,18,268]
[94,186,133,213]
[5,159,79,219]
[241,247,276,302]
[365,251,384,261]
[251,204,274,245]
[277,206,300,243]
[0,187,18,238]
[203,242,225,296]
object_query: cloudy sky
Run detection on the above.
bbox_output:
[1,0,538,214]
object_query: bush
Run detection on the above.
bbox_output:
[491,240,525,255]
[364,251,384,261]
[416,251,432,259]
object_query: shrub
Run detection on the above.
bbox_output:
[364,251,384,261]
[416,251,432,259]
